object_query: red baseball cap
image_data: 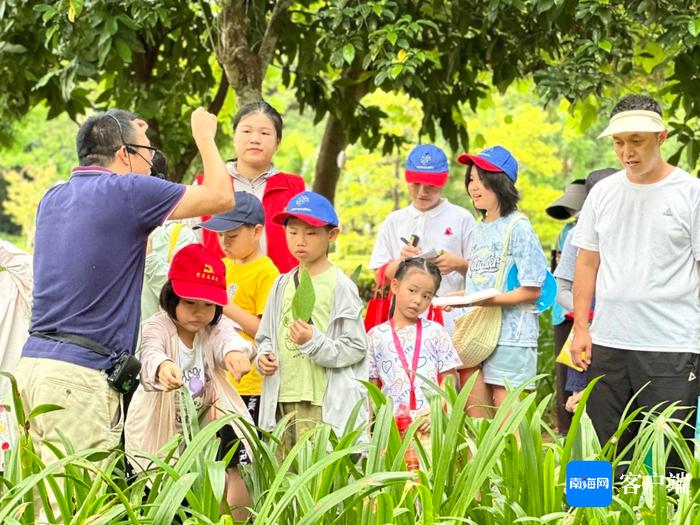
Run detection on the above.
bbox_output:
[168,244,228,306]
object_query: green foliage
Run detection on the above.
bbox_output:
[534,0,700,175]
[2,0,700,195]
[2,164,61,249]
[0,0,225,180]
[0,106,77,243]
[2,369,700,523]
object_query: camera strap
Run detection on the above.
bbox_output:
[30,331,113,357]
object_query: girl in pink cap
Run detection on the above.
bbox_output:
[125,243,254,520]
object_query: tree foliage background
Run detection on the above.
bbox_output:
[1,0,699,255]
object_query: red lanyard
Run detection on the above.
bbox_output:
[390,318,422,411]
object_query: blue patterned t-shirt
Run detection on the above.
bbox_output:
[466,212,548,347]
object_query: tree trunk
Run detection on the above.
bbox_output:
[217,0,293,107]
[312,114,346,203]
[312,66,371,202]
[218,2,263,106]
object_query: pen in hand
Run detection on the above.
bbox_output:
[401,234,420,247]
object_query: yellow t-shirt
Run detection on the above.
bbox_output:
[223,256,279,395]
[278,266,337,405]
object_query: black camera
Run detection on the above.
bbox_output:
[107,353,142,394]
[31,330,142,394]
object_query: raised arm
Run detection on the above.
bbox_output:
[169,108,234,219]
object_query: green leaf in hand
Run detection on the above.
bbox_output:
[292,268,316,323]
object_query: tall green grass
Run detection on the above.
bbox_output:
[1,370,698,524]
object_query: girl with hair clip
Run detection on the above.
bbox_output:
[197,101,305,272]
[456,146,548,417]
[367,258,462,433]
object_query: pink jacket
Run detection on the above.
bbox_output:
[125,311,253,471]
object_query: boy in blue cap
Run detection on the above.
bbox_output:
[254,191,368,447]
[370,144,476,332]
[197,191,279,426]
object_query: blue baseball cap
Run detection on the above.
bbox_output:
[196,191,265,231]
[457,145,519,183]
[405,144,449,187]
[272,191,339,227]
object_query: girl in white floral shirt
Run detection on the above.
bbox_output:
[368,258,461,426]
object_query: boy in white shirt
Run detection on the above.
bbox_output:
[370,144,476,331]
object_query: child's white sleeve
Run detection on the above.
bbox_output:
[369,219,394,270]
[367,331,380,379]
[297,313,368,369]
[461,213,476,260]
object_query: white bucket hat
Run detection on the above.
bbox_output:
[598,110,666,138]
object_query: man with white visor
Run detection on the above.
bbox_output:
[571,94,700,472]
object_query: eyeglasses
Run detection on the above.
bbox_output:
[105,114,158,169]
[125,143,159,160]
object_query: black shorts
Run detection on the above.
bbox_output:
[586,344,700,473]
[241,395,261,426]
[215,395,260,468]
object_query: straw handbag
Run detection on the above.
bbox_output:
[452,216,525,367]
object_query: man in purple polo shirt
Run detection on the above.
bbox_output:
[14,107,235,474]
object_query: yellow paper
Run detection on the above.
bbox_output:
[556,327,584,372]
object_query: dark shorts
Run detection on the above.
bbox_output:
[240,395,261,426]
[215,395,260,468]
[586,344,700,472]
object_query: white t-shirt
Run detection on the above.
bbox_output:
[368,319,462,415]
[369,199,476,296]
[572,168,700,353]
[176,336,210,424]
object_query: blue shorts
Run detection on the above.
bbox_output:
[482,345,537,389]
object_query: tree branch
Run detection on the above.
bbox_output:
[258,0,294,70]
[218,0,249,65]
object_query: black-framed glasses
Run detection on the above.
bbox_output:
[125,143,159,160]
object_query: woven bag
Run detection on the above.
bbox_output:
[452,216,526,367]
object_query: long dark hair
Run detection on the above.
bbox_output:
[389,258,442,317]
[232,101,283,140]
[159,280,223,326]
[465,165,519,219]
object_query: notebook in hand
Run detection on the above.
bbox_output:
[431,288,500,307]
